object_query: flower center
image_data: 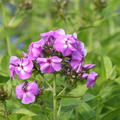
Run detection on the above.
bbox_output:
[47,59,52,63]
[48,36,55,41]
[65,40,68,45]
[21,65,24,69]
[22,82,28,92]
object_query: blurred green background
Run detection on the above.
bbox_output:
[0,0,120,120]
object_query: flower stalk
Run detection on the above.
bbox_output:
[53,74,57,120]
[1,1,12,56]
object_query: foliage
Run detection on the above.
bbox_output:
[0,0,120,120]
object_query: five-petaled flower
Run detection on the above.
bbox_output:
[37,56,62,73]
[28,40,44,60]
[40,29,65,46]
[54,34,76,56]
[9,56,33,80]
[16,81,40,104]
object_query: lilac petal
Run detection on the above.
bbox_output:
[23,61,33,73]
[76,64,82,73]
[40,63,50,73]
[22,92,35,104]
[83,64,96,70]
[28,41,43,60]
[87,72,98,88]
[54,40,64,52]
[18,70,32,80]
[40,63,55,73]
[56,29,65,35]
[73,33,77,39]
[33,42,41,48]
[82,73,88,79]
[46,66,55,73]
[70,60,80,69]
[38,39,45,46]
[51,56,62,63]
[21,58,29,66]
[16,83,24,99]
[52,63,62,71]
[62,48,72,56]
[22,52,29,58]
[37,58,47,64]
[32,48,40,56]
[74,41,87,56]
[10,56,19,65]
[72,51,83,61]
[9,65,15,79]
[40,31,53,38]
[27,81,39,95]
[70,59,82,73]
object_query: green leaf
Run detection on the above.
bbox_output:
[103,56,113,79]
[8,16,24,28]
[0,75,9,84]
[83,93,96,102]
[104,93,120,107]
[99,82,114,100]
[8,114,22,120]
[20,116,32,120]
[61,98,81,107]
[115,77,120,84]
[76,100,96,120]
[69,84,88,97]
[0,55,9,76]
[12,108,36,117]
[101,107,120,120]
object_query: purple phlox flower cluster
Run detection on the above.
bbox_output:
[9,29,98,104]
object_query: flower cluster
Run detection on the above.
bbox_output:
[9,29,98,104]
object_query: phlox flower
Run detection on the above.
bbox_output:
[16,81,40,104]
[82,72,98,88]
[37,56,62,73]
[40,29,65,46]
[9,56,33,80]
[54,34,77,56]
[28,40,44,60]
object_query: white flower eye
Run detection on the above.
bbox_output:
[64,44,68,48]
[61,40,66,43]
[64,38,67,41]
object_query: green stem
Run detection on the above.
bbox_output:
[1,1,12,56]
[88,30,93,51]
[6,35,12,56]
[42,74,53,91]
[3,101,8,120]
[53,74,57,120]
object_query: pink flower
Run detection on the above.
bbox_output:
[9,56,20,79]
[40,29,65,46]
[74,41,87,56]
[86,72,98,88]
[37,56,62,73]
[83,64,96,70]
[16,81,40,104]
[70,41,87,73]
[28,40,44,60]
[54,34,76,56]
[9,56,33,80]
[70,51,84,73]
